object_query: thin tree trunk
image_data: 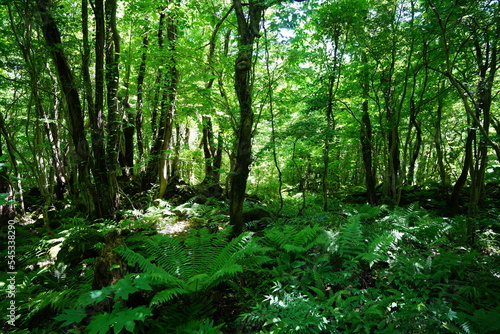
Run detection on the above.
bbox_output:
[105,0,120,209]
[121,29,134,179]
[361,100,376,205]
[136,32,149,160]
[229,0,263,236]
[0,112,24,212]
[0,122,16,221]
[145,5,178,199]
[263,24,283,213]
[449,128,474,213]
[157,8,178,199]
[169,124,182,181]
[201,116,218,184]
[357,50,376,205]
[143,12,165,188]
[199,7,233,193]
[407,99,422,185]
[323,75,335,211]
[149,13,166,143]
[213,131,223,186]
[434,96,448,187]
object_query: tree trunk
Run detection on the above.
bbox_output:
[264,29,284,213]
[136,32,149,161]
[407,99,422,186]
[143,12,165,188]
[202,116,216,182]
[359,51,376,205]
[383,69,400,204]
[121,33,134,180]
[434,93,448,187]
[229,0,263,236]
[361,100,376,205]
[323,75,336,211]
[37,0,94,214]
[105,0,120,210]
[149,13,166,144]
[201,116,223,192]
[145,6,178,199]
[0,111,24,212]
[169,124,182,182]
[449,128,474,213]
[0,130,16,221]
[88,0,116,218]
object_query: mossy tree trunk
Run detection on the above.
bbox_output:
[229,0,264,236]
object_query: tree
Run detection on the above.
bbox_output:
[425,0,500,240]
[230,0,279,235]
[36,0,95,214]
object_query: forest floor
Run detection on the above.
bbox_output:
[1,186,500,333]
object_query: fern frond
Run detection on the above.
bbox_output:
[150,287,188,305]
[337,219,365,259]
[358,230,402,267]
[116,244,168,276]
[262,224,327,253]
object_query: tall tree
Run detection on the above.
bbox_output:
[105,0,121,192]
[36,0,95,214]
[426,0,500,240]
[360,51,377,205]
[145,3,179,199]
[229,0,265,235]
[135,27,149,161]
[89,0,118,218]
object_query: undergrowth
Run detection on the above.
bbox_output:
[1,201,499,333]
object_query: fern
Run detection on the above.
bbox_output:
[53,226,262,332]
[260,224,327,253]
[117,227,260,305]
[23,265,93,319]
[358,230,403,267]
[173,318,224,334]
[335,218,365,260]
[329,212,403,269]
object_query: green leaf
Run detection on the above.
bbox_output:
[110,264,121,271]
[151,287,187,305]
[54,308,86,327]
[291,260,306,268]
[112,306,153,334]
[365,305,384,316]
[112,278,139,300]
[133,274,153,291]
[79,287,112,306]
[86,313,114,334]
[417,302,426,311]
[187,273,209,291]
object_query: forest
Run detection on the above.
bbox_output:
[1,0,500,332]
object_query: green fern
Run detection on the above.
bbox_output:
[260,224,327,253]
[55,226,259,332]
[23,264,93,318]
[358,230,403,267]
[117,227,261,305]
[334,218,365,260]
[172,317,224,334]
